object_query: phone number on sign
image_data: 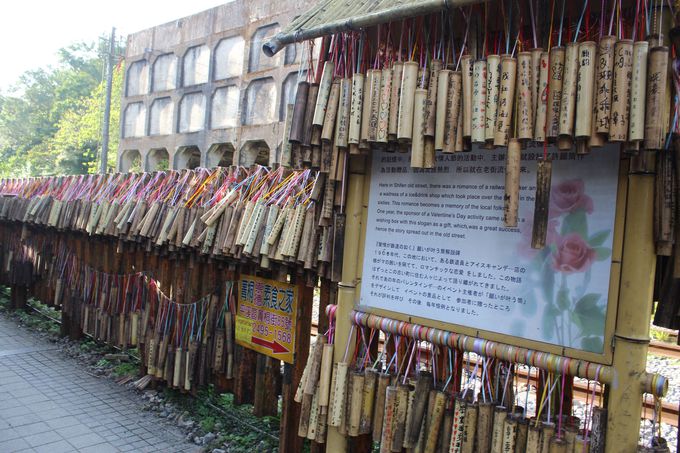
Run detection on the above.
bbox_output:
[252,323,291,344]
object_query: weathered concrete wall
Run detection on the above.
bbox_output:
[118,0,317,172]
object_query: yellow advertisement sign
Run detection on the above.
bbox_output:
[236,274,297,363]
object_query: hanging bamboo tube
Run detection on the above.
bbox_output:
[491,407,508,453]
[461,402,478,453]
[462,55,473,139]
[425,60,443,137]
[348,73,365,147]
[609,40,633,142]
[532,159,552,249]
[423,390,447,453]
[398,61,419,143]
[318,343,334,408]
[320,87,340,152]
[329,362,349,426]
[360,71,374,149]
[590,406,607,453]
[368,68,383,142]
[494,55,517,147]
[307,384,321,440]
[380,385,398,453]
[595,36,617,134]
[405,373,433,447]
[360,368,378,434]
[574,435,589,452]
[445,72,463,153]
[575,41,597,139]
[546,47,566,140]
[539,423,555,453]
[389,62,404,140]
[334,78,352,148]
[411,88,428,168]
[563,425,578,452]
[515,418,529,453]
[439,409,454,453]
[378,68,392,144]
[530,48,543,129]
[501,416,517,453]
[472,59,488,143]
[476,401,494,453]
[313,61,335,127]
[449,396,468,452]
[645,46,669,149]
[534,51,550,142]
[548,436,567,453]
[347,370,365,436]
[526,424,542,453]
[373,373,391,442]
[392,383,410,452]
[485,55,501,142]
[436,69,452,150]
[290,81,309,143]
[517,52,533,141]
[628,41,649,142]
[302,84,319,148]
[558,42,579,142]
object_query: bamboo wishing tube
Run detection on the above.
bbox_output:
[406,373,433,447]
[318,343,334,408]
[368,68,382,142]
[439,409,454,453]
[534,51,550,142]
[313,61,335,127]
[449,396,467,453]
[425,60,443,137]
[609,40,633,142]
[348,73,365,146]
[329,362,349,426]
[486,55,501,142]
[645,46,669,149]
[461,402,478,453]
[514,418,528,453]
[360,368,378,434]
[548,436,567,453]
[558,43,579,139]
[530,48,543,129]
[517,52,533,141]
[595,36,617,134]
[590,406,607,453]
[347,371,365,437]
[546,47,566,140]
[477,402,494,453]
[491,407,508,453]
[575,41,597,139]
[378,68,392,144]
[321,80,341,142]
[436,69,452,150]
[526,424,541,453]
[540,422,555,453]
[398,61,419,143]
[392,383,410,452]
[445,72,463,153]
[411,88,428,168]
[462,55,473,138]
[373,373,391,442]
[494,55,517,147]
[472,59,488,143]
[629,41,649,142]
[334,78,352,148]
[531,159,552,249]
[302,84,319,147]
[359,70,374,148]
[380,385,398,453]
[389,62,404,140]
[290,81,309,143]
[501,417,517,453]
[423,390,447,453]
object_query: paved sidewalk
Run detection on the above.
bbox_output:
[0,315,199,452]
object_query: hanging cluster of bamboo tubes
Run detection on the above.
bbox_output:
[289,309,669,452]
[0,165,348,282]
[282,1,673,248]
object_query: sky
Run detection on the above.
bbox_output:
[0,0,232,91]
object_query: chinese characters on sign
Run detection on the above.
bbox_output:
[236,275,297,363]
[361,145,619,353]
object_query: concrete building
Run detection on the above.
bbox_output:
[118,0,315,172]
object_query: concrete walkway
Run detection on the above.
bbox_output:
[0,315,199,453]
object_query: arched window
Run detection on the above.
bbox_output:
[179,93,206,133]
[147,148,170,171]
[207,143,234,167]
[120,150,142,172]
[126,60,148,96]
[149,98,174,136]
[152,54,177,91]
[123,103,146,137]
[211,86,239,129]
[249,24,281,72]
[280,72,301,121]
[175,146,201,169]
[243,78,276,126]
[214,36,245,80]
[183,45,210,86]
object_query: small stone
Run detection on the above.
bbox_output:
[212,449,226,453]
[203,432,216,444]
[193,436,201,445]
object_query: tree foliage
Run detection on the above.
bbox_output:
[0,40,123,177]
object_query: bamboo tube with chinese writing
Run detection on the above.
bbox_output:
[462,55,473,138]
[329,363,349,427]
[389,62,404,140]
[590,406,606,453]
[424,390,447,453]
[502,417,518,453]
[380,385,397,453]
[526,424,541,453]
[436,69,452,150]
[403,383,417,448]
[595,36,616,134]
[534,52,550,142]
[392,383,410,452]
[472,59,487,143]
[334,78,351,148]
[348,73,364,149]
[547,47,565,140]
[609,40,633,142]
[359,71,373,150]
[425,60,443,137]
[645,46,669,149]
[491,407,508,453]
[360,368,378,434]
[369,68,383,142]
[314,61,334,125]
[477,401,494,453]
[461,402,478,453]
[494,56,517,147]
[563,425,577,452]
[373,373,391,442]
[559,43,579,141]
[439,409,454,453]
[424,137,436,169]
[576,41,597,139]
[531,48,542,128]
[378,68,392,143]
[303,84,319,147]
[398,61,419,143]
[517,52,533,141]
[406,372,433,447]
[446,72,463,153]
[539,422,555,453]
[449,396,467,453]
[486,55,501,142]
[515,418,529,453]
[307,383,321,440]
[290,81,309,143]
[411,88,427,168]
[321,80,341,142]
[531,159,552,249]
[318,343,334,408]
[628,41,649,142]
[548,436,567,453]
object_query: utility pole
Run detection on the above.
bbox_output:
[100,27,115,174]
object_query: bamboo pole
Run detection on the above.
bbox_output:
[472,59,487,143]
[517,52,533,141]
[486,55,501,142]
[462,55,473,139]
[436,69,452,150]
[398,61,419,143]
[609,40,633,142]
[645,46,669,149]
[445,72,463,153]
[389,62,404,141]
[534,51,550,142]
[546,47,566,140]
[576,41,597,139]
[595,36,617,134]
[378,68,392,144]
[494,55,517,147]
